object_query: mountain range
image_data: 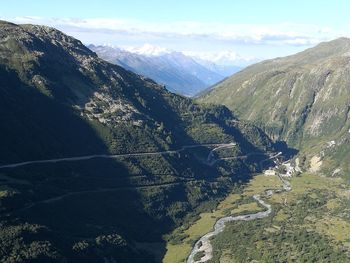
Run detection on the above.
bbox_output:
[89,44,241,97]
[0,20,275,263]
[199,37,350,176]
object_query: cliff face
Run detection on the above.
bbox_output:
[199,38,350,174]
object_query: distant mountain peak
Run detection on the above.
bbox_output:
[89,44,236,96]
[125,43,171,56]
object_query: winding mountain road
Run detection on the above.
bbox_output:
[0,142,238,216]
[0,143,236,169]
[207,143,236,164]
[9,181,189,215]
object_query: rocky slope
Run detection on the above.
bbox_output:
[199,38,350,175]
[0,20,277,263]
[89,45,225,96]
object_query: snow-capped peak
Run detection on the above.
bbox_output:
[184,51,261,66]
[125,44,171,56]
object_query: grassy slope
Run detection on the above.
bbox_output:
[197,38,350,175]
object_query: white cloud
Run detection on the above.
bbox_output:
[184,50,261,66]
[125,44,171,56]
[4,16,346,46]
[3,16,350,60]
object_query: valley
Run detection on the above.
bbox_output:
[209,173,350,262]
[1,12,350,263]
[166,163,350,262]
[164,152,287,263]
[187,194,273,263]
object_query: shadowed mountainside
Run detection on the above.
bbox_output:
[0,20,279,263]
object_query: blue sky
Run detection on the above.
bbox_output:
[2,0,350,64]
[2,0,349,25]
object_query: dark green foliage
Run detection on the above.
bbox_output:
[0,66,108,163]
[0,222,62,263]
[0,21,277,262]
[193,251,205,261]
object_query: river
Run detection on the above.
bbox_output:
[187,174,291,263]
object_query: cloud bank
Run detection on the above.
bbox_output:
[3,16,349,61]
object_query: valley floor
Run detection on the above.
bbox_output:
[164,172,350,263]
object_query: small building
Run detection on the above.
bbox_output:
[264,169,276,176]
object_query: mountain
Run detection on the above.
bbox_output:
[191,57,242,78]
[125,45,243,77]
[126,43,170,56]
[198,38,350,175]
[89,45,225,97]
[0,21,278,263]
